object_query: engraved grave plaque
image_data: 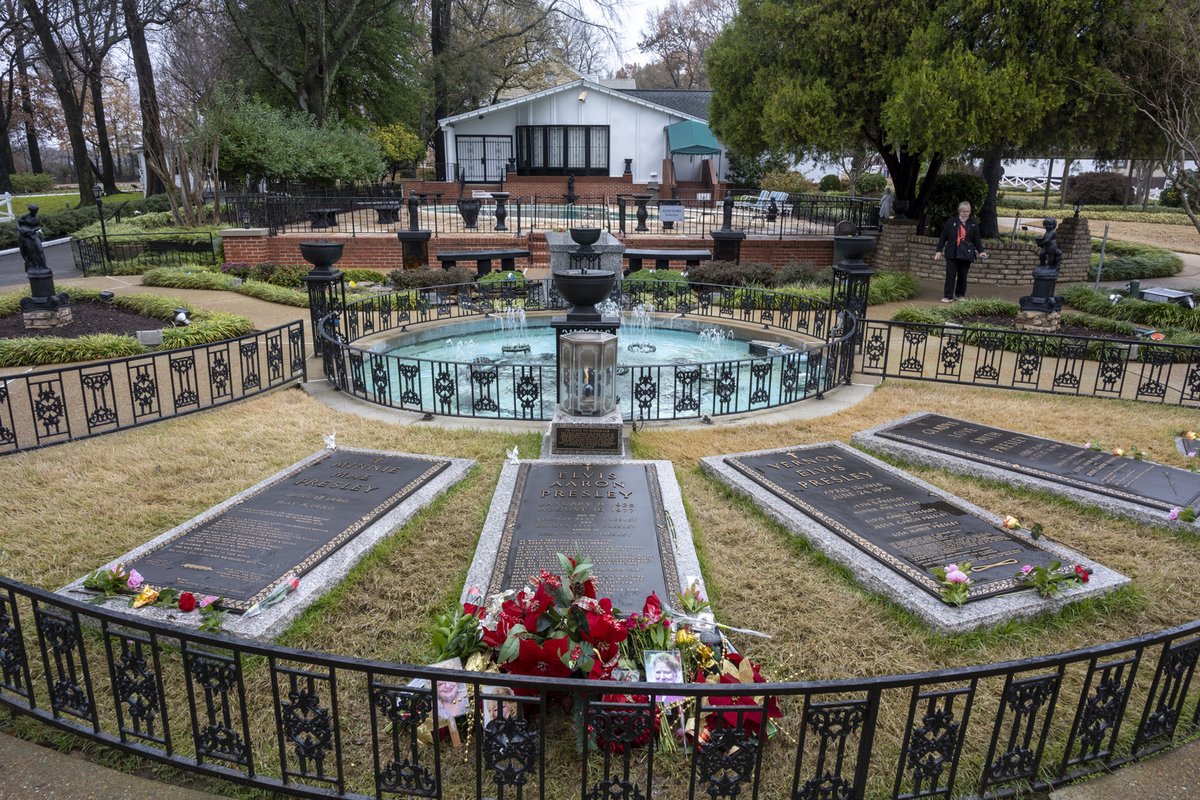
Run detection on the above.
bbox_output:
[875,414,1200,512]
[489,462,680,611]
[725,444,1076,601]
[127,451,450,610]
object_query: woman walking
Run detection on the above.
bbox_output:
[934,201,988,302]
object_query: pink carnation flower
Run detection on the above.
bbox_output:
[126,569,143,591]
[946,570,969,584]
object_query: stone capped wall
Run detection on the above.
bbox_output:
[870,216,1090,285]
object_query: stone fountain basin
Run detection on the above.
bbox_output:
[833,235,877,261]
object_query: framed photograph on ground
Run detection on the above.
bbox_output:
[644,650,684,705]
[481,685,517,726]
[409,656,468,746]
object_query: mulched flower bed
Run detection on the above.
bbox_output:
[0,301,166,340]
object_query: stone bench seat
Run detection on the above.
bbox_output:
[622,248,712,274]
[435,249,532,277]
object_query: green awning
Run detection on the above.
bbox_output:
[665,120,720,155]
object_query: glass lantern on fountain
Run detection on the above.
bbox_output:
[559,331,617,416]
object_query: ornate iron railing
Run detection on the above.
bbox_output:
[316,279,851,421]
[0,322,307,455]
[858,319,1200,407]
[74,233,219,276]
[1,574,1199,798]
[221,193,879,239]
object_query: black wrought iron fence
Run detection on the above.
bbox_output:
[858,319,1200,407]
[74,233,219,276]
[2,573,1199,799]
[316,279,847,421]
[220,193,880,239]
[0,322,307,455]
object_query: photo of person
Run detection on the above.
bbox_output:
[409,656,469,745]
[644,650,685,705]
[481,685,516,726]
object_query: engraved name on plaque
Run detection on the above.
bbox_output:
[489,463,680,611]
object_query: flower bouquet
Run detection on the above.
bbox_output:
[83,564,225,632]
[932,563,972,606]
[448,553,779,754]
[1017,561,1087,598]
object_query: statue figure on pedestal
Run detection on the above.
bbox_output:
[17,205,46,271]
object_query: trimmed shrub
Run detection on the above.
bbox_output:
[1064,172,1131,205]
[341,268,389,284]
[8,173,58,193]
[926,173,988,231]
[868,271,920,304]
[855,173,889,196]
[775,261,825,286]
[0,193,173,249]
[819,174,843,192]
[762,171,815,194]
[388,266,475,289]
[478,270,527,286]
[622,269,687,286]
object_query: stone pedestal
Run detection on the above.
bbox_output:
[22,305,73,330]
[547,230,623,273]
[711,228,746,263]
[396,230,432,269]
[1015,309,1062,333]
[544,407,627,458]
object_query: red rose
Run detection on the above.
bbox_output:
[178,592,197,612]
[1075,565,1090,584]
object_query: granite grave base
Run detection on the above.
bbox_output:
[463,459,704,613]
[701,442,1128,635]
[543,407,628,459]
[853,412,1200,529]
[61,447,473,639]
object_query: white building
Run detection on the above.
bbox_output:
[437,79,727,189]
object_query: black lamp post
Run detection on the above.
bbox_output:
[94,184,111,263]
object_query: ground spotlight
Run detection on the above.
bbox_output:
[98,291,114,303]
[173,308,191,325]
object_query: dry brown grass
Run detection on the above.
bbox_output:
[3,380,1200,797]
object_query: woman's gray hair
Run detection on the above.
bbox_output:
[957,202,972,213]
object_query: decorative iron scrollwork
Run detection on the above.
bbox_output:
[482,716,537,791]
[697,725,757,798]
[113,637,160,739]
[280,677,335,778]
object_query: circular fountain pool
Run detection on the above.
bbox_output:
[364,307,821,420]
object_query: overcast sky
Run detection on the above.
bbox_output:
[606,0,664,68]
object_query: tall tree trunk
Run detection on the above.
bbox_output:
[89,73,119,194]
[1058,158,1073,208]
[1042,158,1054,209]
[122,0,165,196]
[1123,156,1135,208]
[21,0,93,206]
[431,0,451,178]
[15,39,42,174]
[979,149,1003,239]
[0,135,14,192]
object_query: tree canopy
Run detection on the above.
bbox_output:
[707,0,1133,223]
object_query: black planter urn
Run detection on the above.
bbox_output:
[457,198,482,230]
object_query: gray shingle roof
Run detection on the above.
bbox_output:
[617,90,712,121]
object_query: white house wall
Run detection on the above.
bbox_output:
[444,89,720,184]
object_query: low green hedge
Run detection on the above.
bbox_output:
[1062,285,1200,332]
[0,194,172,249]
[141,267,309,307]
[0,287,254,367]
[1089,240,1182,281]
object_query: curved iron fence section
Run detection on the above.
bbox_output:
[73,233,218,276]
[0,322,307,456]
[1,575,1199,798]
[858,319,1200,407]
[317,280,851,420]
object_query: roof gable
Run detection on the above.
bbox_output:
[437,80,707,127]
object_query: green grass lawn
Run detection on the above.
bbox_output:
[6,190,143,216]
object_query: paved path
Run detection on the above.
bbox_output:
[0,731,220,798]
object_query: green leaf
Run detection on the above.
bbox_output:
[498,635,520,664]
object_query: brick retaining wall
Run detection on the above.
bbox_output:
[220,229,836,273]
[871,216,1090,285]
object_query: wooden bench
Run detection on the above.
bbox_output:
[435,248,531,277]
[623,248,712,275]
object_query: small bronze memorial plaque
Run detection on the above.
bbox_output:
[876,414,1200,512]
[128,451,450,610]
[726,445,1072,602]
[554,426,621,454]
[489,463,679,611]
